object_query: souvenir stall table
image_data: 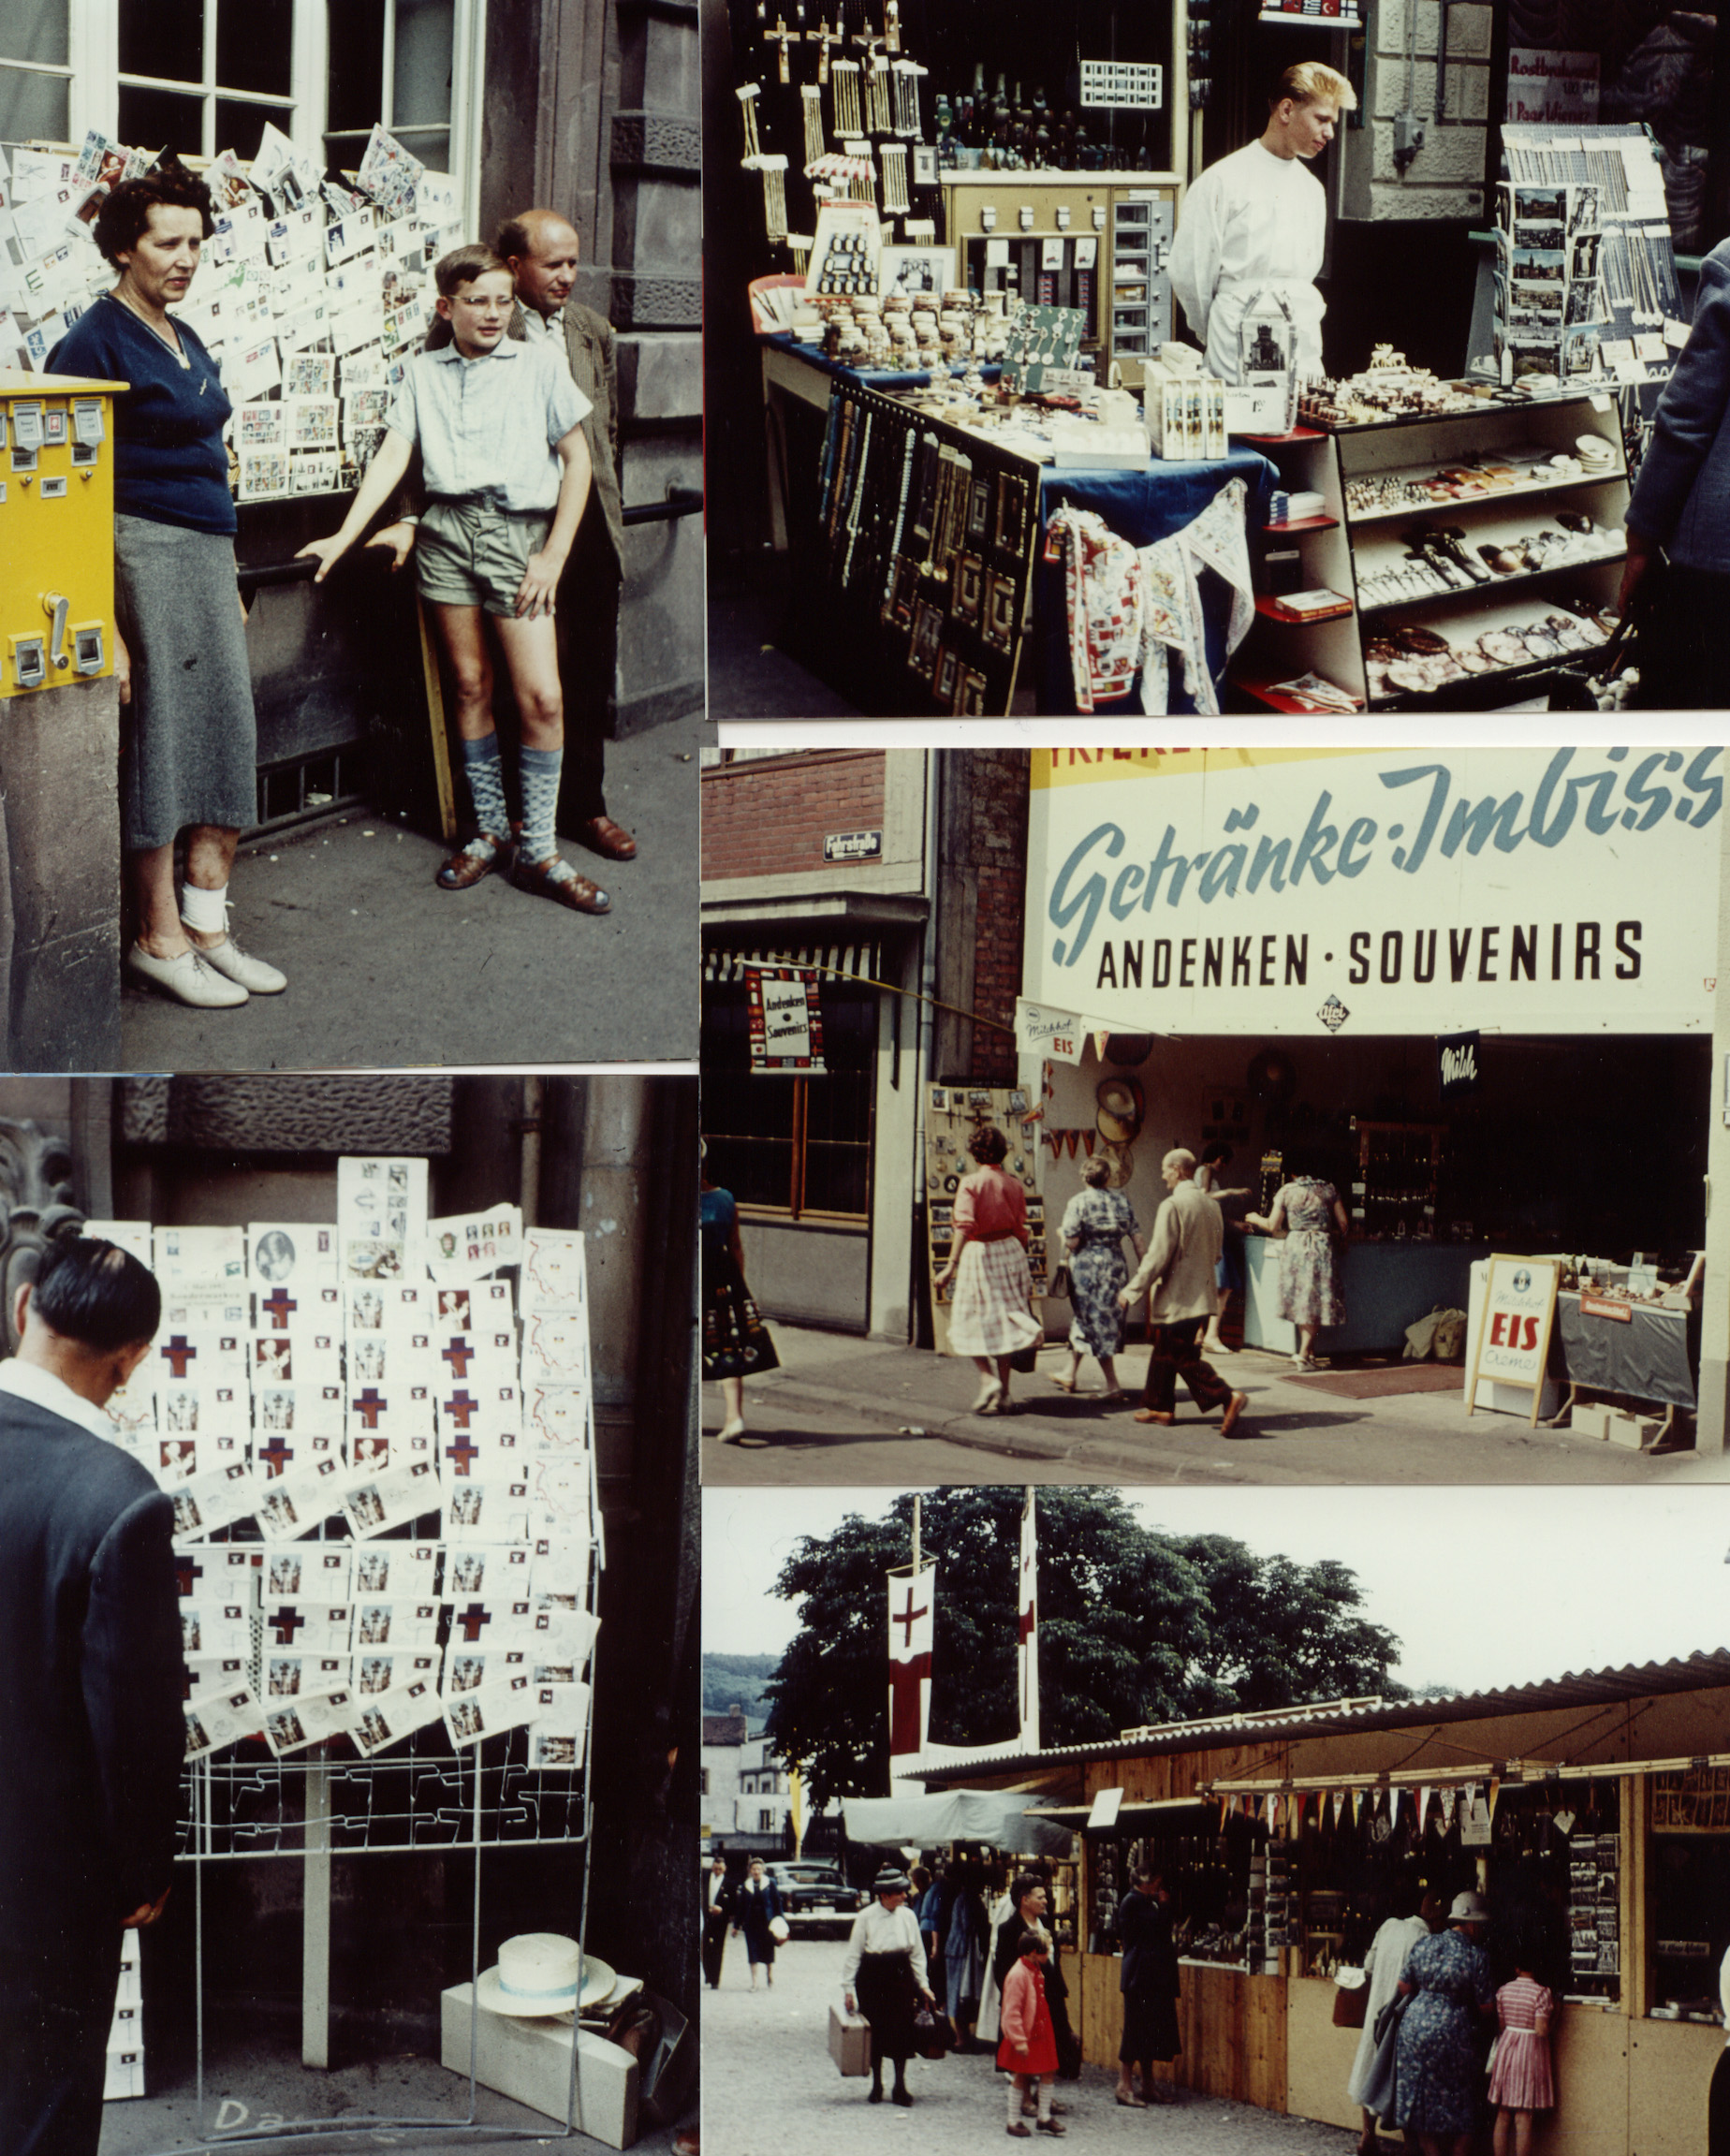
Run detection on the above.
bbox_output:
[1241,1235,1486,1357]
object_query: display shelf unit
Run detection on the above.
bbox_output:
[1231,393,1630,711]
[1352,1118,1446,1241]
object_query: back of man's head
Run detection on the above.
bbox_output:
[31,1237,161,1353]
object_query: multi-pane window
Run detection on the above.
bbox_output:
[0,1,474,223]
[0,0,71,142]
[702,977,876,1220]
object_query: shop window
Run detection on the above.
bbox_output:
[702,975,875,1221]
[1087,1811,1258,1966]
[1649,1765,1730,2016]
[0,0,71,140]
[325,0,455,180]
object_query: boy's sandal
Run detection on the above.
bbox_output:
[512,853,611,915]
[437,830,512,889]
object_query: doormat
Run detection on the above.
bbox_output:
[1282,1362,1465,1400]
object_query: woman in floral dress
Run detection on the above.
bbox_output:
[1050,1157,1144,1401]
[1245,1168,1349,1369]
[1393,1892,1496,2156]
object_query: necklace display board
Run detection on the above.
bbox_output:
[86,1191,604,2148]
[815,379,1040,712]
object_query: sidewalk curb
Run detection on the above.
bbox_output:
[728,1370,1256,1481]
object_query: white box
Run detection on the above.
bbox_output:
[1569,1401,1614,1441]
[440,1982,638,2148]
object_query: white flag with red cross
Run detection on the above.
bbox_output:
[887,1561,936,1762]
[1018,1489,1041,1756]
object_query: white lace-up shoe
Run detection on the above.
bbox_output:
[182,921,287,994]
[127,943,249,1008]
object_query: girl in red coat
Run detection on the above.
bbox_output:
[998,1932,1064,2137]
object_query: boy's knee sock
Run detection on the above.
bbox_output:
[460,733,508,838]
[520,744,564,863]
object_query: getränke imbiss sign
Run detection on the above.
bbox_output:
[1022,746,1721,1037]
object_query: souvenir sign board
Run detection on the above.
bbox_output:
[745,964,826,1072]
[1466,1254,1561,1426]
[923,1083,1045,1356]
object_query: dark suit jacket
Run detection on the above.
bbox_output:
[703,1873,738,1926]
[1627,238,1730,574]
[0,1392,183,2002]
[419,300,625,576]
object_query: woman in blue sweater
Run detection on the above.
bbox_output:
[51,166,285,1009]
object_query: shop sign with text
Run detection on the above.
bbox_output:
[1023,747,1721,1037]
[744,965,826,1072]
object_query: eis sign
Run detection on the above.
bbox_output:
[1023,747,1721,1037]
[1467,1255,1561,1425]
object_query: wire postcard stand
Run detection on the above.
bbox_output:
[88,1193,606,2151]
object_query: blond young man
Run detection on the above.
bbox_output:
[1169,60,1357,384]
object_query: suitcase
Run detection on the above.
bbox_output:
[828,2003,872,2077]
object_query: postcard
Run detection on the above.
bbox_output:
[255,1383,345,1440]
[160,1285,251,1332]
[154,1225,247,1283]
[254,1450,350,1541]
[169,1461,255,1541]
[254,1331,343,1392]
[175,1546,260,1600]
[425,1205,523,1282]
[262,1599,350,1653]
[236,402,286,448]
[247,1223,338,1292]
[349,1678,445,1758]
[355,1647,441,1694]
[265,1547,352,1603]
[183,1652,250,1697]
[443,1671,535,1748]
[527,1680,592,1768]
[443,1475,531,1544]
[352,1541,442,1598]
[180,1599,252,1658]
[81,1218,153,1266]
[338,1156,431,1283]
[445,1646,528,1695]
[239,447,291,502]
[286,395,338,449]
[443,1543,534,1599]
[264,1651,351,1698]
[521,1384,589,1454]
[342,1455,438,1540]
[432,1327,517,1395]
[345,1375,433,1443]
[157,1432,245,1487]
[184,1681,261,1763]
[262,1683,355,1758]
[349,1596,441,1647]
[520,1228,586,1313]
[531,1604,601,1675]
[529,1456,591,1543]
[520,1314,588,1385]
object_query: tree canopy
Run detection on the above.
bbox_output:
[762,1491,1407,1808]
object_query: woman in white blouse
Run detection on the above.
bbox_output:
[842,1869,936,2107]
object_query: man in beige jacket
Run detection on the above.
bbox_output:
[1119,1150,1248,1434]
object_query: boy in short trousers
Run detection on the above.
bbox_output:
[301,243,608,912]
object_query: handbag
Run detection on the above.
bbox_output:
[770,1914,791,1943]
[911,2002,954,2061]
[1008,1341,1041,1373]
[1332,1974,1369,2029]
[1047,1262,1073,1300]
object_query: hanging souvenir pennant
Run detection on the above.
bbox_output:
[1332,1789,1345,1827]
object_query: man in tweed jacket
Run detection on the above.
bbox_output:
[394,209,637,865]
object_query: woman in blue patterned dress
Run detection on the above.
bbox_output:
[1050,1157,1145,1401]
[1393,1891,1496,2156]
[1245,1168,1349,1369]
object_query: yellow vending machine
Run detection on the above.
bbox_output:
[0,366,128,1068]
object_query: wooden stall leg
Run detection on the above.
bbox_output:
[416,594,458,845]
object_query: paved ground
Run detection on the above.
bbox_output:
[118,710,704,1070]
[701,1324,1725,1488]
[96,2030,693,2153]
[702,1935,1352,2156]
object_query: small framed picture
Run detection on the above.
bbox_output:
[957,667,989,715]
[910,600,944,681]
[982,572,1019,653]
[912,144,938,187]
[952,550,984,627]
[933,643,960,707]
[966,475,992,546]
[994,471,1029,561]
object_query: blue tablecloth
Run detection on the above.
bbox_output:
[764,331,1004,393]
[1034,448,1277,715]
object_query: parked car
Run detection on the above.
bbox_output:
[765,1861,867,1934]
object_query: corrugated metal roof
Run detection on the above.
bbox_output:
[912,1650,1730,1784]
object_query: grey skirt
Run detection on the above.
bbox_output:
[114,513,257,850]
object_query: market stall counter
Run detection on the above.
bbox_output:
[1242,1236,1487,1357]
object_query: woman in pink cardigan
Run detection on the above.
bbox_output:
[997,1931,1063,2137]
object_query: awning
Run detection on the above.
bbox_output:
[842,1790,1076,1857]
[1027,1797,1222,1829]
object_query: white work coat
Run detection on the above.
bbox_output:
[1168,138,1328,384]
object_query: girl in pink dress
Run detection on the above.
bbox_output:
[1488,1964,1556,2156]
[997,1932,1063,2137]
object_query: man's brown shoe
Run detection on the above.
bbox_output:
[511,853,611,914]
[577,814,637,860]
[1132,1409,1175,1425]
[1220,1391,1250,1437]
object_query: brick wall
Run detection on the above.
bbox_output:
[700,750,887,881]
[938,750,1031,1085]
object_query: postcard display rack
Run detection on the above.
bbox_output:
[85,1177,603,2143]
[816,380,1041,713]
[1235,391,1631,711]
[1,122,461,505]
